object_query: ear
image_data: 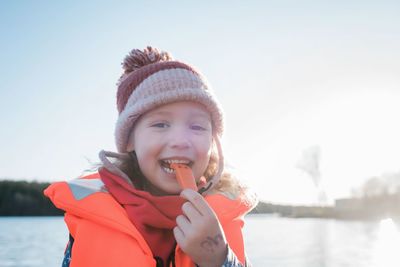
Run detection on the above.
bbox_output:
[127,143,134,152]
[126,133,135,152]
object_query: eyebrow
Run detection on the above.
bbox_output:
[148,110,211,120]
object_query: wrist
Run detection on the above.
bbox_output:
[196,244,228,267]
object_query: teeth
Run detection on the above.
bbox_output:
[164,159,190,164]
[162,166,175,174]
[160,159,191,174]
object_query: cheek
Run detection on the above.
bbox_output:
[136,142,156,160]
[196,137,213,160]
[133,137,160,165]
[134,144,159,178]
[197,146,212,179]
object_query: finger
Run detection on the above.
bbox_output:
[181,201,202,222]
[180,189,215,217]
[173,226,185,245]
[176,214,191,233]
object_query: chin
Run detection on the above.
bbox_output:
[150,184,181,196]
[163,187,181,196]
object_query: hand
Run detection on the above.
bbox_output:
[173,189,228,267]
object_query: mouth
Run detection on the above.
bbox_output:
[159,159,193,174]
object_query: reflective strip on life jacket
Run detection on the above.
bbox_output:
[67,178,107,200]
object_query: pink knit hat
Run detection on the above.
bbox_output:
[115,46,224,153]
[110,46,225,192]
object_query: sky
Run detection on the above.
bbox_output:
[1,1,400,205]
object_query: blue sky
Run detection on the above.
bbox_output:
[1,1,400,204]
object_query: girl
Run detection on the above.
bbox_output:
[45,47,256,267]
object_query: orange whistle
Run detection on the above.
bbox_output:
[170,163,198,191]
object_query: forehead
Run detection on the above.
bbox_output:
[144,101,211,120]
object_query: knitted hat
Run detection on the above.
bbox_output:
[115,47,224,151]
[112,46,225,192]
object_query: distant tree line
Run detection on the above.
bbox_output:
[353,171,400,198]
[252,171,400,220]
[0,180,63,216]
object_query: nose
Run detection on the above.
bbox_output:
[167,127,191,150]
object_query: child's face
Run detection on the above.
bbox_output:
[127,101,213,195]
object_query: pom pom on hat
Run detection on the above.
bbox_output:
[122,46,173,74]
[118,46,173,85]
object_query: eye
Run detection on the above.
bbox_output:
[190,124,207,131]
[151,122,170,128]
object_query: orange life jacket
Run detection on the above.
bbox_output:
[44,173,252,267]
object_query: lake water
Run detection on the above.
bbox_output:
[1,215,399,266]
